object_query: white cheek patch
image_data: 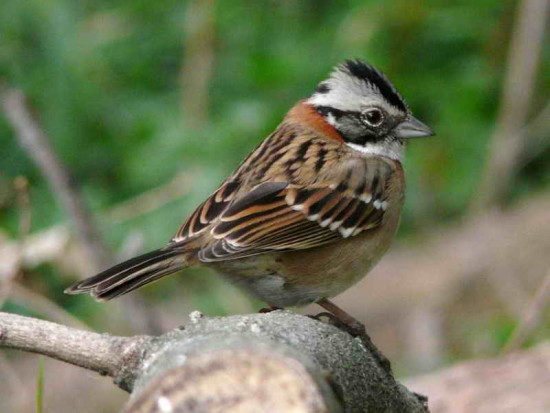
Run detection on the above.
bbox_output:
[326,112,337,126]
[346,141,403,161]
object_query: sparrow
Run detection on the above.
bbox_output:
[66,59,434,331]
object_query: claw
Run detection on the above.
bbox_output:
[306,311,335,323]
[259,305,281,314]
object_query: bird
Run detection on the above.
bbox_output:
[66,59,434,333]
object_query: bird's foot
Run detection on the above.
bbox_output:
[259,305,282,314]
[308,311,365,336]
[314,298,392,374]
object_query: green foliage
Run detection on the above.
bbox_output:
[2,0,547,239]
[36,357,44,413]
[0,0,548,374]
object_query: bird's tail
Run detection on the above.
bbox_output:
[64,244,192,301]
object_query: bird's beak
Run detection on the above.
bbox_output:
[394,116,435,139]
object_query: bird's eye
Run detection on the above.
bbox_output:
[362,109,384,127]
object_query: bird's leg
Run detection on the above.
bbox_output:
[259,303,282,313]
[316,298,365,335]
[315,298,391,373]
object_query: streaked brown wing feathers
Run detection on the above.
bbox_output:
[198,157,394,262]
[174,180,240,240]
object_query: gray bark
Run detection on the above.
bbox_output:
[0,310,428,412]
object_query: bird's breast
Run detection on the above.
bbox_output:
[207,201,402,308]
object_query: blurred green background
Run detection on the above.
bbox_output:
[0,0,549,411]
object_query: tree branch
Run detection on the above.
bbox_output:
[0,310,428,412]
[0,312,142,378]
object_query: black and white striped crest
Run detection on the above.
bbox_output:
[308,59,408,114]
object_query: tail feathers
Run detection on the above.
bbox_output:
[65,246,190,301]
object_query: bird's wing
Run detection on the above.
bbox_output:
[197,157,396,262]
[173,179,241,241]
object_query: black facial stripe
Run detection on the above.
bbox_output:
[352,133,379,145]
[343,59,407,112]
[315,106,346,119]
[316,106,380,145]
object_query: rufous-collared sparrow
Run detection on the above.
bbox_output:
[66,59,434,331]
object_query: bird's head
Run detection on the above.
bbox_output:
[307,59,434,159]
